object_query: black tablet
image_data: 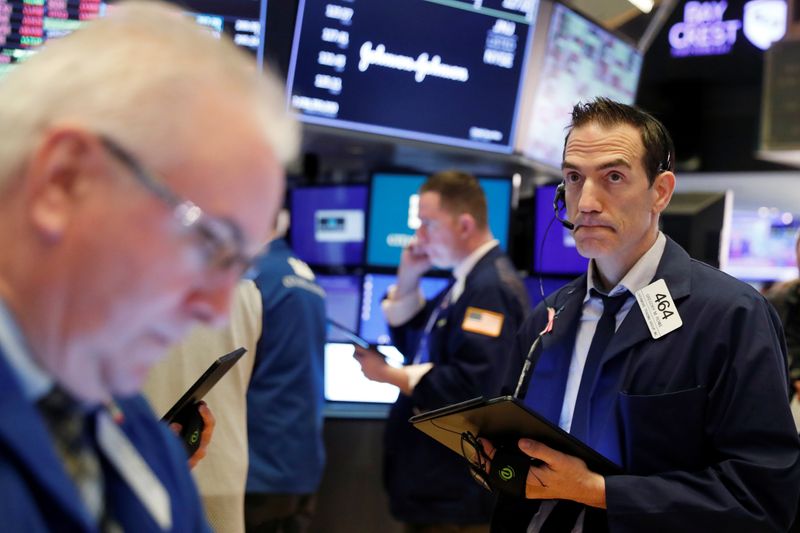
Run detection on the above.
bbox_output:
[410,395,623,476]
[161,347,247,424]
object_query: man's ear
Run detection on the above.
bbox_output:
[26,130,95,241]
[651,171,675,215]
[457,212,477,238]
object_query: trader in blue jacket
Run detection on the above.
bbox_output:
[486,98,800,532]
[245,213,327,533]
[355,170,529,532]
[0,2,297,531]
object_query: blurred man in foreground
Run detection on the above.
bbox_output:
[0,1,297,530]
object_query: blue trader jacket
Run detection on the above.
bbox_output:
[0,348,210,532]
[385,245,529,524]
[492,237,800,533]
[246,239,327,495]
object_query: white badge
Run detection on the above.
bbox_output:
[635,279,683,339]
[96,410,172,530]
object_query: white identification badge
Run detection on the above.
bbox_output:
[635,279,683,339]
[96,410,172,530]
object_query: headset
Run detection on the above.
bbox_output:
[552,182,574,230]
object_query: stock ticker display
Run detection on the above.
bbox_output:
[0,0,266,77]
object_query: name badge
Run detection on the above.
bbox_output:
[96,410,172,530]
[635,279,682,339]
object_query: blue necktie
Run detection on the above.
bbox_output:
[539,290,628,533]
[570,289,629,443]
[569,289,630,441]
[413,282,454,364]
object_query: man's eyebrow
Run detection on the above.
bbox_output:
[561,158,632,171]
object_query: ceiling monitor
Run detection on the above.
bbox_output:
[366,173,512,268]
[0,0,268,77]
[286,0,538,153]
[514,2,643,169]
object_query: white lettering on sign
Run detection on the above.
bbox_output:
[357,42,469,83]
[668,1,741,56]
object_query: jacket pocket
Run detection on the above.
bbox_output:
[619,386,707,474]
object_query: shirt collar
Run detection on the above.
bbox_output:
[453,239,498,283]
[450,239,499,303]
[586,231,667,300]
[0,298,52,401]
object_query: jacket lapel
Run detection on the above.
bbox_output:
[599,237,693,368]
[525,277,587,423]
[0,352,95,530]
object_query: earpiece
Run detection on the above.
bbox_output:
[552,183,574,230]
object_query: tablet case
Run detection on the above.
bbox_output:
[410,395,623,476]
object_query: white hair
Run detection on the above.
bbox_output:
[0,0,299,188]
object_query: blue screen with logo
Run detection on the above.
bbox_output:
[366,173,512,267]
[290,185,368,267]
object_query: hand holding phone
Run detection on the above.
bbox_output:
[397,237,432,295]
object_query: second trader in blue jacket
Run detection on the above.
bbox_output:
[355,170,529,532]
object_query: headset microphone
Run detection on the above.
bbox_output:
[552,183,574,230]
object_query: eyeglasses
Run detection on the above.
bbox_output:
[98,135,255,274]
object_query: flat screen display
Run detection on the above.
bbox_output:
[290,184,368,266]
[359,272,450,349]
[724,210,799,282]
[516,3,642,168]
[0,0,267,77]
[286,0,537,153]
[316,274,362,342]
[523,275,570,307]
[324,342,403,404]
[533,184,588,275]
[366,173,512,267]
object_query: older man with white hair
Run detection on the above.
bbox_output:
[0,1,298,531]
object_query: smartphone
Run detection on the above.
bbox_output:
[327,318,372,350]
[326,319,399,362]
[162,347,246,455]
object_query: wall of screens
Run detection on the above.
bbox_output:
[286,0,537,153]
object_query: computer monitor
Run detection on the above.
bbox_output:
[366,173,512,268]
[523,276,571,308]
[0,0,268,77]
[661,191,732,270]
[286,0,538,153]
[316,273,406,407]
[323,343,403,405]
[290,184,368,267]
[532,183,588,275]
[723,208,799,282]
[316,274,362,343]
[359,272,450,349]
[515,2,642,168]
